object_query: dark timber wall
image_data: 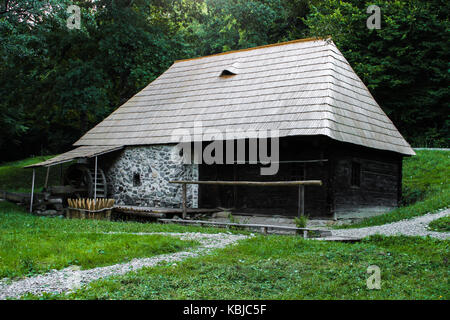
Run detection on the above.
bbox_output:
[197,136,404,219]
[329,141,403,218]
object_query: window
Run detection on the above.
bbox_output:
[351,162,361,187]
[133,172,141,187]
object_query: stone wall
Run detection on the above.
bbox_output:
[104,145,198,208]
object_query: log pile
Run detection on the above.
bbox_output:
[67,198,114,220]
[0,189,63,215]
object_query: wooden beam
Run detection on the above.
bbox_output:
[30,169,35,213]
[170,180,322,186]
[118,210,165,219]
[157,218,332,237]
[298,185,305,217]
[94,156,98,203]
[182,183,187,219]
[44,167,50,189]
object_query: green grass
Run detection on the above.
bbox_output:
[428,216,450,232]
[27,235,449,300]
[0,156,64,193]
[0,202,246,279]
[338,150,449,228]
[1,153,448,300]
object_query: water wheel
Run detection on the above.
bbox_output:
[64,164,108,198]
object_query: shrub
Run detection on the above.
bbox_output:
[294,215,308,228]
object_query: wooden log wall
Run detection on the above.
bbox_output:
[329,141,403,218]
[198,136,330,217]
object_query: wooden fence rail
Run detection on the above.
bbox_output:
[157,218,332,238]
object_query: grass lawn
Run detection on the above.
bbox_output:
[429,216,450,232]
[1,152,449,300]
[26,234,449,300]
[338,150,449,228]
[0,201,231,279]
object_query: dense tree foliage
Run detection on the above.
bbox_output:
[0,0,448,161]
[306,0,449,148]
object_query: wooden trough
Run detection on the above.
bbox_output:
[66,198,114,220]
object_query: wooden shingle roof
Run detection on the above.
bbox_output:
[74,38,415,156]
[25,145,123,168]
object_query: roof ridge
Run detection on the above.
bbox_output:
[174,37,329,63]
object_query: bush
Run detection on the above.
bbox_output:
[294,215,308,228]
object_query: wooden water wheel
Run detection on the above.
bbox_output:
[64,164,108,198]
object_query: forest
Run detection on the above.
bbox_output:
[0,0,448,161]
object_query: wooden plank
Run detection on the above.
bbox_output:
[113,206,219,214]
[118,210,165,218]
[170,180,322,186]
[157,218,332,236]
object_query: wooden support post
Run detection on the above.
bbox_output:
[44,167,50,190]
[298,185,305,217]
[30,169,36,213]
[94,156,98,204]
[233,165,238,208]
[182,183,187,219]
[59,164,63,185]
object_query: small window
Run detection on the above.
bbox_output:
[351,162,361,187]
[133,172,141,187]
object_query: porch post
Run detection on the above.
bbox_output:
[44,166,50,189]
[30,169,36,213]
[298,185,305,217]
[94,156,98,203]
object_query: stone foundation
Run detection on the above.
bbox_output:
[105,145,198,208]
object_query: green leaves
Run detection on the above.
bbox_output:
[0,0,447,161]
[305,0,449,147]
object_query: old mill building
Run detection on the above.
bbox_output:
[28,38,415,219]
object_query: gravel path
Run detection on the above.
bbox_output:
[0,232,249,300]
[331,208,450,240]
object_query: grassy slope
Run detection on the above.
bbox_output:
[338,150,449,228]
[0,202,199,279]
[31,235,449,300]
[0,156,61,193]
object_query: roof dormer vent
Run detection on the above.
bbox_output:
[220,69,236,77]
[219,60,241,78]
